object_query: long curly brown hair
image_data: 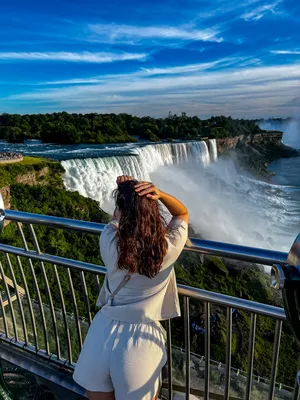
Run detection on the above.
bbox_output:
[114,180,167,278]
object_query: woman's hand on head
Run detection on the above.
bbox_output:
[116,175,135,185]
[134,181,161,200]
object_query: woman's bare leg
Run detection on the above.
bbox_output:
[152,395,158,400]
[87,391,115,400]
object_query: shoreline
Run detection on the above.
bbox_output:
[225,141,299,181]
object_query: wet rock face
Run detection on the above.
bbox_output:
[216,132,283,154]
[215,131,299,180]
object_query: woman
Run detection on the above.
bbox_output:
[73,175,188,400]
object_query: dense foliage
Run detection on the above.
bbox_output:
[0,112,262,144]
[0,158,64,187]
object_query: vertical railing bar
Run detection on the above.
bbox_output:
[184,296,190,400]
[0,290,9,338]
[66,268,82,351]
[79,271,92,326]
[16,222,50,355]
[245,313,257,400]
[0,260,18,341]
[204,301,211,400]
[95,274,101,294]
[53,264,73,365]
[5,253,28,345]
[165,319,173,400]
[28,224,60,359]
[268,319,282,400]
[224,307,232,400]
[16,255,38,350]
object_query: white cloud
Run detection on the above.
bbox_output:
[271,50,300,55]
[41,58,244,85]
[0,51,147,63]
[241,1,281,21]
[195,0,262,19]
[43,78,106,85]
[6,62,300,118]
[88,23,223,43]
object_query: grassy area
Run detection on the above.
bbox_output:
[0,156,46,166]
[0,157,65,187]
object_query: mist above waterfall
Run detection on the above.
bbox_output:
[152,159,299,251]
[259,119,300,149]
[62,139,299,251]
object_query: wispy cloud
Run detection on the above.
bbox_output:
[0,52,147,63]
[241,1,281,21]
[271,50,300,55]
[88,23,223,44]
[195,0,262,19]
[6,62,300,118]
[42,58,243,85]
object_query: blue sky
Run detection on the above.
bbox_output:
[0,0,300,118]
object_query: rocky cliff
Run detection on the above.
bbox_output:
[216,131,283,154]
[0,160,64,213]
[216,131,299,179]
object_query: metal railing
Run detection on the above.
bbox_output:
[0,209,298,400]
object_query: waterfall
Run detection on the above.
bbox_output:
[62,141,211,209]
[61,139,299,251]
[208,139,218,162]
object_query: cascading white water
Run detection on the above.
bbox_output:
[62,139,299,251]
[62,141,211,211]
[208,139,218,162]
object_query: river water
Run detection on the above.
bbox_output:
[0,140,299,252]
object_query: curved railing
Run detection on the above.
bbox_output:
[0,209,298,400]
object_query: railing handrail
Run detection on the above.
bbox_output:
[5,209,288,266]
[178,284,285,320]
[0,242,286,321]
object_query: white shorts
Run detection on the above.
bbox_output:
[73,311,167,399]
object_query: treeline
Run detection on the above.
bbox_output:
[0,112,262,144]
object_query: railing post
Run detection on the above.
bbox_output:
[268,319,282,400]
[224,307,232,400]
[53,264,73,365]
[204,301,210,400]
[245,313,257,400]
[0,261,18,341]
[5,253,28,346]
[184,296,190,400]
[66,268,82,353]
[165,319,173,400]
[16,222,50,355]
[0,290,9,338]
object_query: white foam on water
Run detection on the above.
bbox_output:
[62,141,212,211]
[62,140,298,251]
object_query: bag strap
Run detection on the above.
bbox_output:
[109,272,132,304]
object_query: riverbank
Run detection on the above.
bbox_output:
[222,139,299,180]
